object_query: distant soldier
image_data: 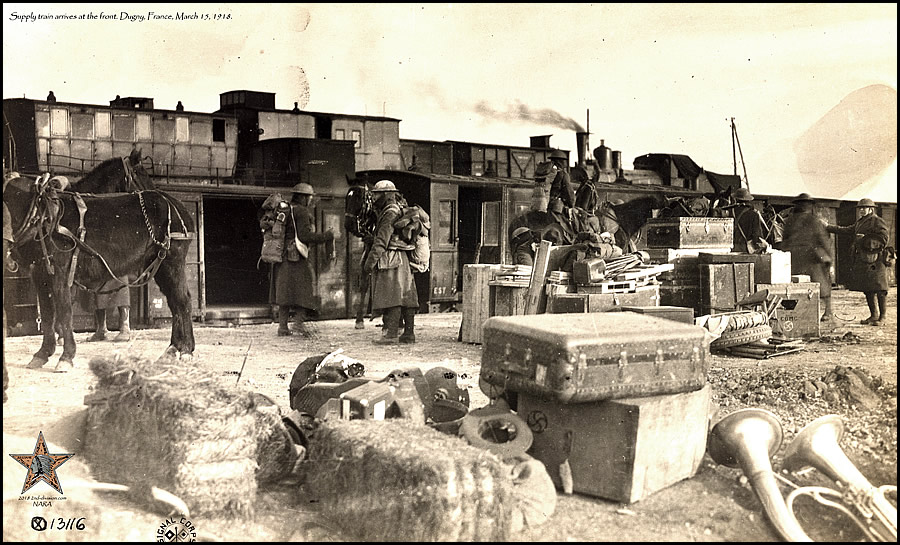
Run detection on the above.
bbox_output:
[547,150,576,214]
[730,188,769,253]
[827,198,891,326]
[511,226,537,266]
[780,193,834,323]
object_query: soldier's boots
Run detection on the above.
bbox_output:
[277,306,293,336]
[114,306,132,342]
[399,307,416,344]
[374,307,401,344]
[88,309,108,342]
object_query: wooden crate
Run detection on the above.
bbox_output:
[460,264,500,344]
[519,385,711,503]
[490,282,529,317]
[548,284,659,313]
[699,250,792,284]
[617,305,695,324]
[757,282,821,339]
[699,262,755,315]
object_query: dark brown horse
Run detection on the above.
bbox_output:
[344,178,377,328]
[5,171,195,371]
[71,148,155,193]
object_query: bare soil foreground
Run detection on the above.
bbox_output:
[3,287,896,542]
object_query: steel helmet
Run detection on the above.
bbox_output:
[548,150,567,161]
[792,192,814,203]
[856,198,876,208]
[511,226,531,240]
[734,187,754,202]
[371,180,398,193]
[291,182,315,195]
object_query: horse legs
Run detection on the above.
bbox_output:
[154,256,195,358]
[355,273,371,329]
[52,271,77,370]
[26,270,59,369]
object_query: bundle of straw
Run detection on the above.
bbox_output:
[83,355,295,517]
[303,418,517,541]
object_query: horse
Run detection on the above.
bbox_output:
[4,172,196,371]
[344,177,377,328]
[70,148,154,193]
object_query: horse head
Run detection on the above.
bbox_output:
[344,176,376,239]
[73,149,155,193]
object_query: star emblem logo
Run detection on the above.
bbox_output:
[9,431,74,494]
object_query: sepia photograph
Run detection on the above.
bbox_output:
[3,3,896,542]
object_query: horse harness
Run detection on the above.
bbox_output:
[11,174,190,294]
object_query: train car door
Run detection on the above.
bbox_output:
[313,197,350,319]
[428,182,459,309]
[144,191,205,324]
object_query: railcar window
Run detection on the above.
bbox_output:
[36,111,50,138]
[213,119,226,143]
[481,202,500,246]
[95,112,110,138]
[113,115,135,141]
[136,114,152,141]
[352,130,361,149]
[191,122,212,145]
[335,129,345,140]
[175,117,190,142]
[154,118,176,143]
[50,108,68,136]
[437,199,457,246]
[72,114,93,139]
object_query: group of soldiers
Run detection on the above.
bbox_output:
[263,180,420,343]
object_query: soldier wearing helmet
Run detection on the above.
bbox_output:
[826,197,890,326]
[510,226,537,266]
[546,149,576,215]
[263,182,334,337]
[729,187,770,253]
[781,193,835,324]
[363,180,419,344]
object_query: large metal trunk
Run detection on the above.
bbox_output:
[646,217,734,249]
[480,312,710,403]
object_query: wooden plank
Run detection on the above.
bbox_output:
[615,263,675,281]
[460,264,498,344]
[520,385,710,503]
[524,240,553,315]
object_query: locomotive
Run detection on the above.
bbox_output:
[3,90,893,334]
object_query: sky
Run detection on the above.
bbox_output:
[3,3,897,202]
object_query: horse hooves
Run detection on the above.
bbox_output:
[179,353,194,362]
[26,358,48,370]
[54,360,75,373]
[354,321,365,330]
[87,332,109,342]
[113,333,132,343]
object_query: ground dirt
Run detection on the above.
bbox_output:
[2,287,896,542]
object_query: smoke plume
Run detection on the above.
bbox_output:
[474,100,584,132]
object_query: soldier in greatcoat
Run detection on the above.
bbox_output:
[730,188,769,253]
[266,183,334,337]
[363,180,419,344]
[826,198,891,326]
[780,193,834,323]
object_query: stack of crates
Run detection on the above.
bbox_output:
[645,217,734,314]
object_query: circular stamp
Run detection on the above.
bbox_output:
[156,517,197,542]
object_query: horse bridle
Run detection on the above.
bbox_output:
[345,185,376,239]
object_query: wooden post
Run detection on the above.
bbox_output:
[525,240,553,314]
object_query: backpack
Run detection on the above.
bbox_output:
[386,204,431,272]
[259,194,289,265]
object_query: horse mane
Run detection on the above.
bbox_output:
[72,150,154,193]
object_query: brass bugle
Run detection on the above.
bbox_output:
[708,408,813,542]
[783,414,897,542]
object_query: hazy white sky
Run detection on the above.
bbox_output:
[4,3,896,201]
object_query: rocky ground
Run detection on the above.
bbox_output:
[2,287,896,542]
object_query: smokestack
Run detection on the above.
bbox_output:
[594,139,612,170]
[576,132,590,167]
